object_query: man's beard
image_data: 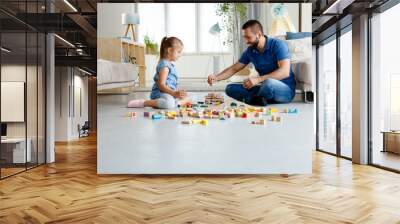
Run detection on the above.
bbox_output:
[251,37,259,48]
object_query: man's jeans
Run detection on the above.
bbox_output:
[225,79,295,106]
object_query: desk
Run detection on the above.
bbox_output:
[1,138,31,163]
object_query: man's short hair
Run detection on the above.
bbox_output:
[242,20,263,35]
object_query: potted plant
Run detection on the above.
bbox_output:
[215,3,247,60]
[216,3,247,44]
[144,35,159,55]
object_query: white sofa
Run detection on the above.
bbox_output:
[97,59,139,91]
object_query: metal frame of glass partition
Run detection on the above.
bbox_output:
[0,1,47,180]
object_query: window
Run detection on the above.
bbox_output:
[340,29,352,158]
[318,37,337,155]
[137,3,165,47]
[199,4,229,53]
[371,3,400,171]
[138,3,230,54]
[166,4,196,53]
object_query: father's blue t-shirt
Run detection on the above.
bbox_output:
[238,36,296,91]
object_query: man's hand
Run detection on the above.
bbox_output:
[243,76,260,89]
[173,90,187,99]
[207,74,218,86]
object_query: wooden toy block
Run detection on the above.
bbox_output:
[167,114,177,119]
[288,108,298,114]
[255,112,260,117]
[270,107,278,113]
[143,111,150,117]
[219,117,225,121]
[152,114,162,120]
[230,102,237,107]
[192,119,202,124]
[241,112,248,118]
[205,93,224,105]
[282,108,288,113]
[181,120,192,125]
[126,112,136,117]
[251,119,266,125]
[200,120,208,125]
[271,115,281,122]
[198,101,204,104]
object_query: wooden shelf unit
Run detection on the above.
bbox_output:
[97,38,146,87]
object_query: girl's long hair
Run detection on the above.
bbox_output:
[159,36,183,60]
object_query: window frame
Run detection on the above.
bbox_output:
[137,3,232,55]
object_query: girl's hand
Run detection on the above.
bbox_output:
[207,74,217,86]
[174,90,187,99]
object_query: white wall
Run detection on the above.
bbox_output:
[145,54,234,86]
[55,67,89,141]
[97,3,136,39]
[301,3,312,32]
[257,3,311,34]
[55,67,71,141]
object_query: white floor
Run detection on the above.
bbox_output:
[98,92,314,174]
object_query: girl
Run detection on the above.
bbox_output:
[127,36,187,109]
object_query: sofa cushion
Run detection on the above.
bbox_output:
[284,37,312,63]
[286,32,312,40]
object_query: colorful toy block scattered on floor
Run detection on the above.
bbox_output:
[179,102,193,108]
[269,107,279,113]
[143,111,150,117]
[127,112,136,118]
[205,92,224,105]
[271,115,281,122]
[181,119,208,125]
[181,120,192,125]
[251,119,266,125]
[288,108,298,114]
[152,114,162,120]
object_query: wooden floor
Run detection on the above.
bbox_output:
[1,135,400,223]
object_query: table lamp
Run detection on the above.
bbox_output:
[121,13,140,42]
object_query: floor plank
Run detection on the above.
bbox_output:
[1,134,400,223]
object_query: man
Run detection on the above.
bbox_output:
[207,20,295,106]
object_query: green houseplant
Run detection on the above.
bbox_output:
[215,3,247,46]
[144,35,159,55]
